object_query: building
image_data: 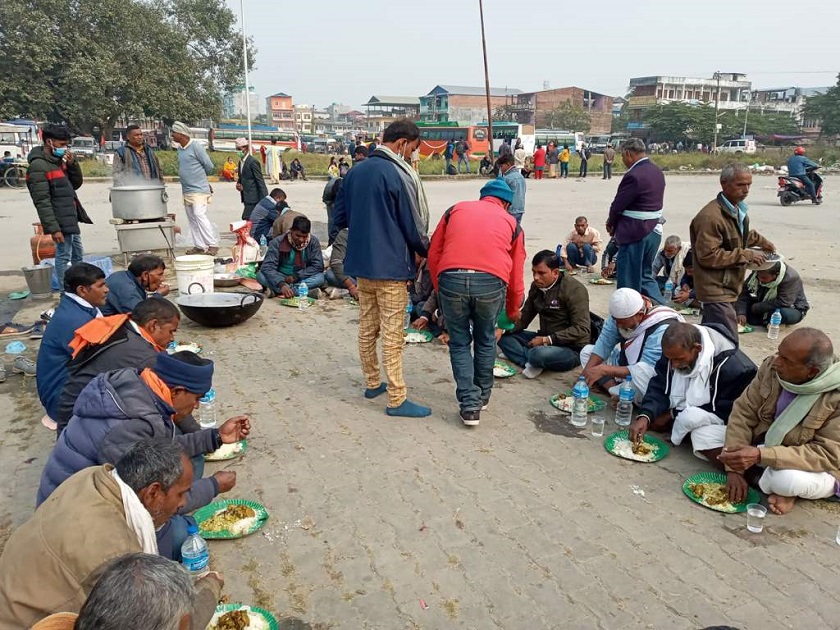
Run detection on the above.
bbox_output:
[294,104,314,134]
[266,93,295,132]
[420,85,522,126]
[751,86,830,136]
[222,86,263,119]
[507,86,614,134]
[362,96,421,132]
[627,73,752,111]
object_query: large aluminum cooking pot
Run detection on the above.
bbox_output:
[177,284,264,327]
[109,184,169,221]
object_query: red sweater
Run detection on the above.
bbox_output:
[532,147,546,167]
[428,197,526,318]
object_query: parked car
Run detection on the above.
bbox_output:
[70,136,97,159]
[716,138,756,155]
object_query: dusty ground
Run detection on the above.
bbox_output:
[0,173,838,629]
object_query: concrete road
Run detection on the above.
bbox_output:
[0,173,837,629]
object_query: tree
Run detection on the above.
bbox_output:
[804,74,840,137]
[0,0,255,138]
[492,105,512,122]
[536,102,592,133]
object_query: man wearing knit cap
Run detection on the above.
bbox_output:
[171,122,219,256]
[235,137,268,221]
[428,179,526,427]
[580,288,683,402]
[37,351,250,559]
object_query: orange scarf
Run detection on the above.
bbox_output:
[140,367,173,407]
[69,315,129,359]
[130,320,165,352]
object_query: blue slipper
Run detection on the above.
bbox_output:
[386,399,432,418]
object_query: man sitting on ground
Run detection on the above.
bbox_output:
[652,234,687,293]
[0,440,222,629]
[36,263,109,429]
[101,254,169,316]
[258,215,325,299]
[737,259,809,327]
[38,352,249,558]
[498,250,590,378]
[410,253,448,344]
[269,201,305,239]
[601,237,619,279]
[673,250,700,308]
[563,216,602,272]
[629,322,756,449]
[249,188,287,244]
[55,297,180,434]
[290,158,307,180]
[580,288,684,402]
[712,329,840,514]
[326,228,358,300]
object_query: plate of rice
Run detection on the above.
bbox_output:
[493,360,516,377]
[682,471,760,513]
[404,328,433,343]
[194,499,269,539]
[207,604,278,630]
[204,440,247,462]
[604,430,670,463]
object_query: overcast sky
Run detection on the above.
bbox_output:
[228,0,839,109]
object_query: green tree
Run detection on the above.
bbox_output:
[536,102,592,133]
[0,0,255,138]
[804,74,840,137]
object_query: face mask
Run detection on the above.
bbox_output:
[53,146,66,158]
[238,151,245,159]
[172,142,182,150]
[618,327,636,339]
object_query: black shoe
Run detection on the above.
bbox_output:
[460,410,480,427]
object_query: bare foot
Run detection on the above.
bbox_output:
[768,494,797,515]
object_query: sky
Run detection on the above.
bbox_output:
[227,0,840,110]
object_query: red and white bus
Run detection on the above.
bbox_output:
[211,127,299,152]
[416,123,489,160]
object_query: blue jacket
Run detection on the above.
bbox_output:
[787,154,818,178]
[260,232,324,291]
[36,296,99,419]
[37,367,219,510]
[101,270,145,316]
[333,151,428,281]
[249,196,281,243]
[501,168,526,217]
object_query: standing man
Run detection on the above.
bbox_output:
[112,125,163,186]
[578,143,590,178]
[603,142,616,180]
[428,180,526,427]
[606,138,666,302]
[690,163,775,340]
[497,154,526,225]
[444,140,455,174]
[171,122,218,256]
[26,123,91,290]
[456,138,471,174]
[333,119,431,418]
[235,138,268,221]
[266,138,282,184]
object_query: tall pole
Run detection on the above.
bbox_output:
[742,91,750,138]
[478,0,493,158]
[239,0,253,149]
[712,71,721,150]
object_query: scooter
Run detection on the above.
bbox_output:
[778,165,823,206]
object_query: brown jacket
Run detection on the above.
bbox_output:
[689,194,774,303]
[725,357,840,479]
[514,274,590,348]
[270,209,305,239]
[0,466,221,629]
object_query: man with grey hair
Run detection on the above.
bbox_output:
[606,138,666,303]
[690,163,775,340]
[708,329,840,515]
[652,234,687,294]
[0,439,222,628]
[171,121,218,256]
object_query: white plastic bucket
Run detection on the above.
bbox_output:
[174,255,215,295]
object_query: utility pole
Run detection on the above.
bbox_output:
[478,0,493,158]
[239,0,252,149]
[742,91,751,138]
[712,71,721,150]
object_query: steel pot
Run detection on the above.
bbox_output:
[109,184,169,221]
[177,284,264,327]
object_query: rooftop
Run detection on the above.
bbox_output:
[425,84,523,97]
[364,95,421,107]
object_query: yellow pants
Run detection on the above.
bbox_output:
[357,278,408,407]
[548,163,557,178]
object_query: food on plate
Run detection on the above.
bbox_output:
[202,504,257,534]
[205,441,244,461]
[631,440,653,456]
[688,482,736,512]
[493,361,515,377]
[168,341,202,354]
[208,607,270,630]
[612,438,658,462]
[404,331,430,343]
[589,278,614,285]
[737,324,753,334]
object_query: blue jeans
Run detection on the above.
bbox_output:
[795,175,817,201]
[55,234,84,291]
[498,330,580,372]
[617,230,664,303]
[257,270,325,291]
[560,162,569,178]
[457,155,471,174]
[326,268,355,288]
[437,272,505,411]
[579,160,588,177]
[603,163,613,179]
[157,515,197,561]
[566,243,598,267]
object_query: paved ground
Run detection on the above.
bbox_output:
[0,173,838,629]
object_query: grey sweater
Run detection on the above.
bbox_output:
[177,140,215,194]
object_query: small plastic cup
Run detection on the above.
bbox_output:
[590,414,606,437]
[746,503,767,533]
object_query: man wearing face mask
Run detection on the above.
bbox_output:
[629,323,756,454]
[234,137,268,221]
[26,123,91,290]
[580,288,683,402]
[333,119,431,418]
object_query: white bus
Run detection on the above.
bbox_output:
[534,129,586,153]
[490,122,536,156]
[0,123,36,159]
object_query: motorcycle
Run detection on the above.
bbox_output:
[778,165,823,206]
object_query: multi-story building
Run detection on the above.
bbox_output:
[222,86,263,119]
[507,86,614,134]
[294,104,314,134]
[627,73,752,111]
[266,93,295,132]
[362,96,421,132]
[420,85,522,126]
[751,86,830,136]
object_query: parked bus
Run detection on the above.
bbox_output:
[483,122,535,156]
[0,123,36,159]
[415,122,489,160]
[534,129,585,153]
[212,126,298,152]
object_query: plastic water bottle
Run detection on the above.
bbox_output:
[181,524,209,580]
[767,309,782,340]
[615,376,635,427]
[570,376,590,427]
[198,388,216,428]
[404,303,412,330]
[297,281,309,310]
[258,234,268,258]
[664,279,674,303]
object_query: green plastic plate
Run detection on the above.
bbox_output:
[738,325,755,334]
[204,439,247,462]
[404,328,433,343]
[209,603,279,629]
[493,360,517,377]
[682,471,760,513]
[550,392,607,414]
[194,498,269,539]
[604,429,670,463]
[589,278,615,285]
[279,297,315,308]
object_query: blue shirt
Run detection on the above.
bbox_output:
[718,193,748,234]
[102,270,146,316]
[593,314,668,369]
[501,167,526,217]
[177,140,215,194]
[786,154,818,178]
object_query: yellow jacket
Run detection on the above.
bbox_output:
[560,148,571,163]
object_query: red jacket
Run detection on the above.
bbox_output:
[532,147,546,168]
[428,197,526,318]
